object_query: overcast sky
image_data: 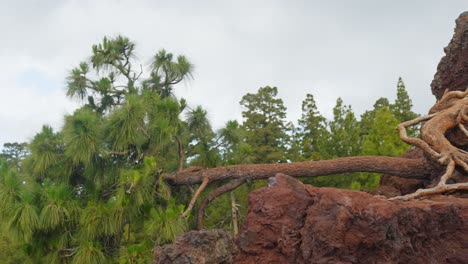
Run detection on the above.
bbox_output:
[0,1,467,147]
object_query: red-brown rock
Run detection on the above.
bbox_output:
[153,229,238,264]
[431,12,468,100]
[235,174,468,263]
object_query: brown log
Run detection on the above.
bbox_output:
[162,156,432,186]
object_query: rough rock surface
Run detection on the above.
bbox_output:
[153,229,238,264]
[431,12,468,100]
[234,174,468,264]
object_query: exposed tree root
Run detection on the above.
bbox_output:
[398,113,440,159]
[390,160,459,200]
[392,89,468,200]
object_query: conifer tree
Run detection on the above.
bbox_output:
[296,94,329,160]
[390,77,419,136]
[326,98,361,157]
[240,86,290,163]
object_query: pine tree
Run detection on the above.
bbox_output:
[186,106,221,168]
[326,98,361,158]
[240,86,290,163]
[296,94,329,160]
[390,77,419,136]
[360,97,390,138]
[217,120,252,165]
[362,106,409,156]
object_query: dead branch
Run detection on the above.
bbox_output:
[231,192,239,235]
[182,176,209,218]
[197,178,247,230]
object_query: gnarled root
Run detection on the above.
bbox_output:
[398,113,441,159]
[394,89,468,200]
[389,160,468,200]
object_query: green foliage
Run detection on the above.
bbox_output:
[71,242,107,264]
[326,98,361,158]
[202,183,250,231]
[240,86,290,163]
[29,126,65,177]
[0,36,194,263]
[296,93,330,160]
[360,97,390,139]
[186,106,220,168]
[218,120,252,165]
[63,108,102,165]
[362,107,409,156]
[118,242,152,264]
[0,142,29,170]
[390,77,419,136]
[0,167,23,212]
[105,94,147,152]
[39,199,71,231]
[145,199,187,245]
[146,49,193,98]
[8,201,40,241]
[390,77,419,123]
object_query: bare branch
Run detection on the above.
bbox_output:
[182,176,209,218]
[197,178,247,230]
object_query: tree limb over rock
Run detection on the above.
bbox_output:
[162,156,432,186]
[163,156,433,228]
[161,89,468,225]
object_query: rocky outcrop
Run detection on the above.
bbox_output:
[235,174,468,263]
[153,229,238,264]
[431,12,468,100]
[236,174,313,263]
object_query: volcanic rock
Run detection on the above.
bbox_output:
[235,174,468,263]
[431,12,468,100]
[153,229,238,264]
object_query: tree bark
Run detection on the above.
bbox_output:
[162,156,432,186]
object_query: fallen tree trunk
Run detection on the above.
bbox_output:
[162,156,432,185]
